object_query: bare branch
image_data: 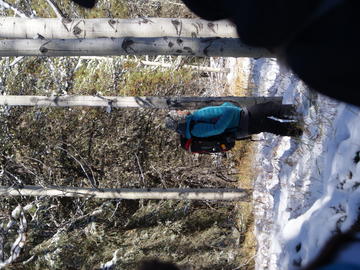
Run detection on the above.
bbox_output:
[0,206,27,268]
[134,153,146,186]
[55,146,97,188]
[0,185,252,201]
[44,0,66,19]
[0,0,27,18]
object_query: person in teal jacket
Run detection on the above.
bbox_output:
[184,102,241,139]
[165,101,302,139]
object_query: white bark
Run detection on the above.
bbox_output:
[0,17,238,39]
[0,37,273,58]
[0,185,251,201]
[0,95,282,109]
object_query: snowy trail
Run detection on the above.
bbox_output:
[246,58,360,270]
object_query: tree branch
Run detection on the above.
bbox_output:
[44,0,67,19]
[0,185,252,201]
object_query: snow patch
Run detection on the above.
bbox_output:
[247,58,360,270]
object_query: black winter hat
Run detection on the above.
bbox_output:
[165,115,187,136]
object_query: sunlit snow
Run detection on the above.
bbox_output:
[236,58,360,270]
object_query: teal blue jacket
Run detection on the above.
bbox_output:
[185,102,241,139]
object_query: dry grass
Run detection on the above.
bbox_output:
[228,59,252,97]
[229,58,257,270]
[234,140,256,270]
[0,58,246,270]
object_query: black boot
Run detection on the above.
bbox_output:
[282,121,303,137]
[279,104,300,120]
[249,116,303,137]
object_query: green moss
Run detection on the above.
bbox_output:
[71,60,114,95]
[120,67,195,96]
[78,0,129,18]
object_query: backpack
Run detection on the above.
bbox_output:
[180,132,236,154]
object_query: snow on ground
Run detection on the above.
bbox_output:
[235,58,360,270]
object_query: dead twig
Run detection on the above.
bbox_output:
[44,0,67,20]
[135,153,145,186]
[55,145,98,188]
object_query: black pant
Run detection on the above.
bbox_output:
[248,102,301,137]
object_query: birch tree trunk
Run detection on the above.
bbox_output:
[0,95,282,109]
[0,37,272,57]
[0,17,238,39]
[0,185,252,201]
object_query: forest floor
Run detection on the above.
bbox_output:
[226,58,257,270]
[0,0,259,269]
[0,55,256,270]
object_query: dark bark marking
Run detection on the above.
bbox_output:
[121,38,135,53]
[168,42,174,48]
[176,38,183,45]
[72,20,85,37]
[166,98,182,108]
[207,22,217,34]
[108,19,117,31]
[73,26,82,36]
[191,22,203,38]
[62,17,72,24]
[172,19,180,26]
[61,19,70,32]
[39,40,51,54]
[184,47,194,55]
[202,37,220,56]
[139,17,154,24]
[39,47,48,53]
[192,22,203,32]
[171,19,182,36]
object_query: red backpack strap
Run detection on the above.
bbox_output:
[184,138,193,151]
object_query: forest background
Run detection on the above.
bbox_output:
[0,0,255,269]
